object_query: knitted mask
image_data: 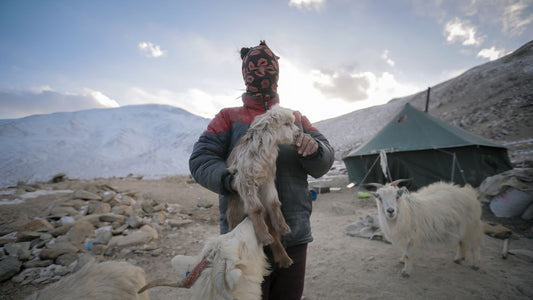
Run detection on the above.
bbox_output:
[241,41,279,98]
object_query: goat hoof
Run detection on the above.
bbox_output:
[400,270,410,278]
[279,225,291,235]
[471,265,480,271]
[277,257,294,268]
[453,258,464,265]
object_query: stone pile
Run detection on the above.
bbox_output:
[0,181,194,285]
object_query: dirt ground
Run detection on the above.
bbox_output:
[1,175,532,300]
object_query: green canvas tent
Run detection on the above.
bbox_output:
[343,103,513,190]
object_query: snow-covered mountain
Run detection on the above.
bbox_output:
[1,41,531,188]
[0,104,209,187]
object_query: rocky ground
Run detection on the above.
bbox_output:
[1,175,532,300]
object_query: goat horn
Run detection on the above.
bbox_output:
[365,183,384,189]
[390,179,411,186]
[138,279,181,294]
[212,254,234,300]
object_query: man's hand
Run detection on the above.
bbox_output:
[295,132,318,157]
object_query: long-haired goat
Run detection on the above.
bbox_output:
[26,260,149,300]
[370,180,483,277]
[138,217,269,300]
[226,104,301,268]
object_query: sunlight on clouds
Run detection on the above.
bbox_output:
[444,17,482,46]
[477,46,507,61]
[277,58,420,122]
[503,0,533,36]
[85,88,120,108]
[288,0,324,10]
[138,41,166,58]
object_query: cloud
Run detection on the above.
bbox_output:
[0,88,120,119]
[477,46,507,61]
[503,0,533,36]
[444,17,483,46]
[138,41,166,58]
[381,50,395,67]
[288,0,324,11]
[313,71,371,102]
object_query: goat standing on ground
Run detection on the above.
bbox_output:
[226,104,301,268]
[138,217,268,300]
[371,180,483,277]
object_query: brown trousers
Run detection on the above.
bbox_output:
[261,243,308,300]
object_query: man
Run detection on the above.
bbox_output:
[189,40,334,300]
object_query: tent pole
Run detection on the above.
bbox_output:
[425,87,431,113]
[356,155,381,193]
[451,152,456,182]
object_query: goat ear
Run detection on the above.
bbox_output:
[226,269,242,291]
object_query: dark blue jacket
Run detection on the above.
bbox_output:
[189,93,334,247]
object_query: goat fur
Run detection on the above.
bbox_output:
[25,260,149,300]
[139,217,269,300]
[372,181,483,277]
[226,104,300,268]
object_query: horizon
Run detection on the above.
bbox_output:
[1,0,532,123]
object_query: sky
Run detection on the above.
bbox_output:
[1,0,532,123]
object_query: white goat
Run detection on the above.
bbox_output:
[226,104,300,268]
[26,260,149,300]
[371,180,483,277]
[139,217,269,300]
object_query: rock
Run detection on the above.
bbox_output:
[17,231,42,242]
[197,198,213,209]
[93,226,113,245]
[39,242,79,260]
[91,244,107,255]
[102,191,117,202]
[153,212,166,225]
[23,258,53,268]
[0,232,17,246]
[127,215,141,229]
[151,248,163,256]
[0,256,22,282]
[59,216,76,226]
[51,173,67,183]
[167,219,193,228]
[141,201,155,214]
[51,224,74,237]
[107,225,158,250]
[111,205,134,216]
[21,219,55,232]
[56,253,79,266]
[99,213,126,224]
[111,223,128,235]
[4,242,31,260]
[49,206,79,217]
[67,221,95,248]
[73,190,102,200]
[93,202,111,214]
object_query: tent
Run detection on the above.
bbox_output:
[343,103,513,190]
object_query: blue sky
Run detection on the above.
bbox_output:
[1,0,532,122]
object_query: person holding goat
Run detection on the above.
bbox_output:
[189,40,334,300]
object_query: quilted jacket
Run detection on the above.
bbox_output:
[189,93,334,247]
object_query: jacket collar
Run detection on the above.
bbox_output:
[242,93,280,112]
